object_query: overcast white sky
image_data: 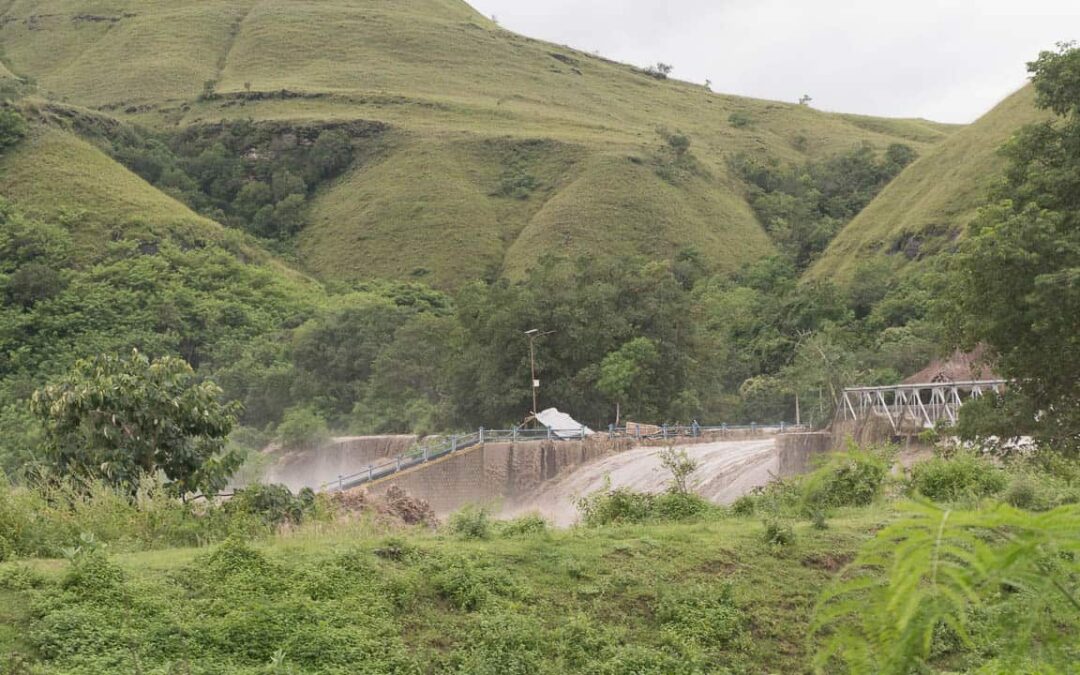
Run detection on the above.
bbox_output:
[468,0,1079,123]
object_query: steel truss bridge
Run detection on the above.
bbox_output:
[839,380,1007,433]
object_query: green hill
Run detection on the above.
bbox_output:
[0,0,958,287]
[810,86,1048,282]
[0,124,224,255]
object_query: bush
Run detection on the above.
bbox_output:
[908,453,1007,502]
[728,477,802,519]
[576,487,653,526]
[497,514,548,538]
[1000,470,1080,511]
[448,504,492,540]
[658,446,698,494]
[577,486,718,526]
[225,483,317,527]
[762,519,795,548]
[277,406,330,449]
[644,62,674,79]
[728,112,752,128]
[729,493,758,517]
[802,447,890,513]
[0,108,27,152]
[1003,475,1041,510]
[652,491,715,521]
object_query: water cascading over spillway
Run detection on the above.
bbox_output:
[504,439,780,526]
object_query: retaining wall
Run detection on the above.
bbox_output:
[363,437,628,513]
[775,432,835,476]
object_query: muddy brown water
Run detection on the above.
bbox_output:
[502,438,780,526]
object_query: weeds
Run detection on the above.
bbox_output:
[907,452,1007,502]
[447,504,492,540]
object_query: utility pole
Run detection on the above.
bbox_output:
[524,329,554,424]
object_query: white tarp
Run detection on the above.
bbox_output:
[536,408,594,439]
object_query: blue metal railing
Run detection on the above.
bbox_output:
[321,422,806,492]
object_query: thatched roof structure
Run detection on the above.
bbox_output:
[903,346,999,384]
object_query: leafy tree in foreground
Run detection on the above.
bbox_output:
[30,349,242,496]
[952,43,1080,453]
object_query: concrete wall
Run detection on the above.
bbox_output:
[363,437,628,514]
[776,432,835,476]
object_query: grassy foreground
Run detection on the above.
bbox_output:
[2,447,1079,673]
[0,509,883,674]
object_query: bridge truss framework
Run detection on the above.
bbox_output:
[839,380,1007,433]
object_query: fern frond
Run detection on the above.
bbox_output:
[811,501,1080,673]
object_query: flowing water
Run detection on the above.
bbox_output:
[504,438,780,525]
[262,435,419,491]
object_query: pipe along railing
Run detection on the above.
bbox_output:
[321,422,805,492]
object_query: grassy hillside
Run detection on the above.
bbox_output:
[0,125,225,257]
[810,86,1048,282]
[0,0,959,287]
[0,509,882,673]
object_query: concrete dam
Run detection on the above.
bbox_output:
[260,431,833,523]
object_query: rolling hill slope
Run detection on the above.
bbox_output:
[810,86,1048,282]
[0,126,223,255]
[0,0,960,287]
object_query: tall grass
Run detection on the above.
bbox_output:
[0,475,271,559]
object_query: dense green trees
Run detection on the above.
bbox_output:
[31,350,241,495]
[732,142,916,268]
[952,43,1080,453]
[106,120,358,240]
[598,338,661,424]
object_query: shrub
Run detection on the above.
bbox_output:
[657,127,691,158]
[497,514,548,538]
[448,504,492,540]
[644,62,674,79]
[908,453,1007,502]
[0,108,27,152]
[652,491,715,521]
[225,483,316,527]
[729,493,758,517]
[762,519,795,548]
[1003,475,1041,510]
[576,487,654,526]
[728,112,752,128]
[31,349,242,496]
[729,477,802,519]
[276,406,330,450]
[802,448,890,512]
[0,563,43,590]
[658,446,698,494]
